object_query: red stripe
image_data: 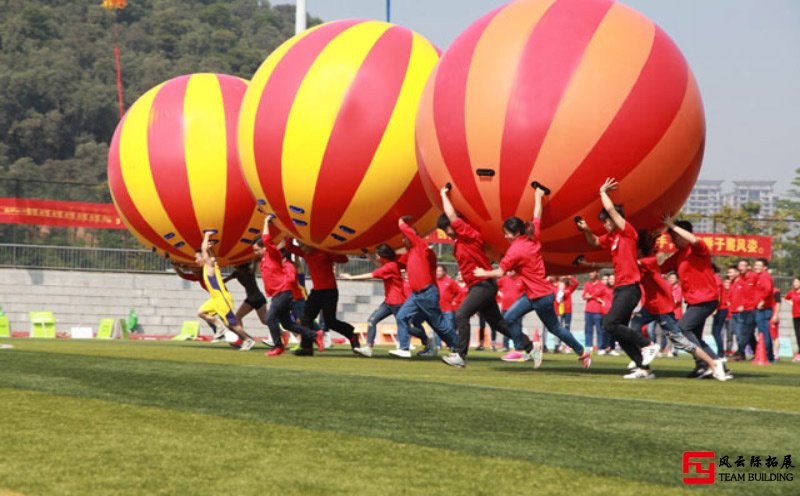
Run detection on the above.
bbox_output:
[252,20,363,238]
[147,76,200,248]
[499,0,614,221]
[431,7,502,222]
[544,26,689,226]
[334,175,432,251]
[216,75,253,258]
[309,26,414,244]
[107,115,179,257]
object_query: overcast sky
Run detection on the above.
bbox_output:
[274,0,800,194]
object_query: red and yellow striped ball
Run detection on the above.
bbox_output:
[238,20,441,252]
[108,73,262,266]
[416,0,705,273]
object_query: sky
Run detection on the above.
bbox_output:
[274,0,800,195]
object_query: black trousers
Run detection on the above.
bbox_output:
[267,291,316,348]
[680,300,720,368]
[304,288,354,340]
[602,284,651,366]
[455,280,526,358]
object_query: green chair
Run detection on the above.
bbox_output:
[29,311,56,338]
[171,321,200,341]
[96,318,115,339]
[0,315,10,338]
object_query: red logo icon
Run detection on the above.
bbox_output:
[683,451,716,484]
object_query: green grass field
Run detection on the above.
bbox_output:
[0,338,798,495]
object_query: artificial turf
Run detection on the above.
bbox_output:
[0,338,798,495]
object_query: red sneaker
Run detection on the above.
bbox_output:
[315,330,325,351]
[266,347,285,357]
[578,351,592,369]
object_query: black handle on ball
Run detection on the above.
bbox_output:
[572,255,585,266]
[530,181,551,195]
[444,182,452,192]
[573,216,583,225]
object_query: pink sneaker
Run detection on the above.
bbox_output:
[501,351,525,362]
[579,351,592,369]
[793,353,800,363]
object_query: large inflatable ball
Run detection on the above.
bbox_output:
[108,73,262,266]
[238,20,440,252]
[416,0,705,273]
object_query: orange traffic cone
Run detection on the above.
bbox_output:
[751,333,770,366]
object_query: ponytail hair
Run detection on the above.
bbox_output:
[503,216,533,239]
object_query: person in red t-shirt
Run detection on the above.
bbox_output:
[667,272,683,320]
[436,265,460,335]
[710,264,730,357]
[580,270,606,352]
[753,258,776,362]
[341,244,407,358]
[631,230,726,380]
[255,214,318,356]
[661,218,732,377]
[474,183,590,370]
[576,178,658,377]
[784,277,800,362]
[438,186,534,368]
[285,238,358,354]
[554,275,578,353]
[728,259,759,360]
[392,217,458,358]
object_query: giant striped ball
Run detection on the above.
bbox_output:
[238,20,441,252]
[108,73,262,266]
[416,0,705,273]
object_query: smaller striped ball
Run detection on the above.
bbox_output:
[416,0,705,273]
[238,20,441,252]
[108,73,262,266]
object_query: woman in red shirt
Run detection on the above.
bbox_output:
[784,277,800,362]
[474,183,590,370]
[710,265,729,357]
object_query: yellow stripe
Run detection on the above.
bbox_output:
[281,21,390,241]
[184,74,228,241]
[119,83,194,261]
[465,0,555,222]
[519,3,655,219]
[237,25,324,212]
[323,31,439,248]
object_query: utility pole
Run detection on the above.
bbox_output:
[296,0,307,35]
[386,0,391,22]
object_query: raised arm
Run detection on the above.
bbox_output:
[600,178,625,231]
[662,215,698,245]
[201,231,215,267]
[575,219,600,247]
[532,184,546,220]
[398,216,425,247]
[440,184,458,222]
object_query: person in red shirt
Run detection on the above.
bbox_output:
[580,270,606,352]
[753,258,776,362]
[784,277,800,362]
[770,289,781,360]
[661,218,732,377]
[255,214,318,356]
[392,217,457,358]
[710,264,730,357]
[667,272,683,320]
[438,186,534,368]
[576,178,658,377]
[341,244,407,358]
[436,265,461,337]
[285,238,358,353]
[555,275,578,352]
[474,183,590,370]
[728,259,758,361]
[630,231,726,380]
[497,270,524,351]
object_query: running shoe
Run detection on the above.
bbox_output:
[239,338,255,351]
[641,344,659,366]
[627,360,637,370]
[417,342,438,358]
[531,342,543,369]
[315,330,325,352]
[501,351,525,362]
[323,332,332,349]
[389,349,412,359]
[578,351,592,369]
[442,353,466,368]
[266,347,285,357]
[623,368,655,379]
[711,360,728,382]
[260,338,275,349]
[353,346,373,358]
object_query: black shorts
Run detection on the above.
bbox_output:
[245,292,267,310]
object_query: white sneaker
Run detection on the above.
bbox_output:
[389,349,412,359]
[323,332,332,349]
[531,342,543,369]
[442,353,466,368]
[608,350,620,356]
[212,326,226,340]
[626,360,636,370]
[239,338,255,351]
[641,344,659,366]
[597,349,607,356]
[711,360,728,382]
[260,338,275,349]
[353,346,373,358]
[623,368,655,379]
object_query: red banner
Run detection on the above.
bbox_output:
[0,198,124,229]
[656,233,772,259]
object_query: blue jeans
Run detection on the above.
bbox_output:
[755,308,775,361]
[366,302,401,346]
[631,308,695,353]
[436,311,455,348]
[584,312,603,347]
[732,310,755,356]
[505,293,584,355]
[396,284,456,350]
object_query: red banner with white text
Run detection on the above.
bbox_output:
[0,198,124,229]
